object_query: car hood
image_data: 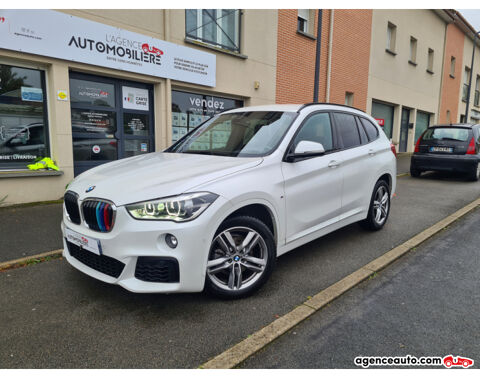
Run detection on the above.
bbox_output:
[68,152,263,206]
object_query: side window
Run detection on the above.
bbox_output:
[293,113,333,152]
[332,113,361,149]
[360,118,380,141]
[356,118,369,144]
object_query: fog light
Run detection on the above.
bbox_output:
[165,234,178,249]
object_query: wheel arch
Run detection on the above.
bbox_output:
[377,172,392,193]
[218,202,278,246]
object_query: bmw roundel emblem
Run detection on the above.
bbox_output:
[85,186,96,193]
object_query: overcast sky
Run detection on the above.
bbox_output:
[459,9,480,31]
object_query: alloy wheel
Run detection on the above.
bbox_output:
[373,185,389,225]
[207,226,268,291]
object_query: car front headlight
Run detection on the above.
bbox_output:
[125,192,218,222]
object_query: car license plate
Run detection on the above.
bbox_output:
[65,228,102,255]
[430,146,453,153]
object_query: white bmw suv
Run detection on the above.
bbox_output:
[62,103,396,299]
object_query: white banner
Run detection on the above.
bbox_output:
[0,10,216,87]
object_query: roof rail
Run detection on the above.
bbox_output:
[298,102,364,113]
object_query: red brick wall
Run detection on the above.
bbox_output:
[328,9,372,111]
[276,9,372,111]
[276,9,318,103]
[439,23,464,123]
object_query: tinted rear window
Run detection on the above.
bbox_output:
[360,118,379,141]
[333,113,361,148]
[422,127,471,142]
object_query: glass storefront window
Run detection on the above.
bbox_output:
[371,101,394,139]
[0,63,49,168]
[171,90,243,143]
[124,139,149,158]
[72,137,118,162]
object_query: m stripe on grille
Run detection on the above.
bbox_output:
[83,200,114,232]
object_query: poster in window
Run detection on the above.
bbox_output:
[21,87,43,102]
[70,79,115,108]
[124,113,149,137]
[71,109,116,134]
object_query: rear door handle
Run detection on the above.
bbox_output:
[368,149,376,156]
[328,160,341,168]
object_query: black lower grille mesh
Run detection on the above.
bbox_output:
[67,240,125,278]
[135,257,179,283]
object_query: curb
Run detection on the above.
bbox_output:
[0,249,63,271]
[201,197,480,369]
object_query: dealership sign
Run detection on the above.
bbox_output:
[0,10,216,87]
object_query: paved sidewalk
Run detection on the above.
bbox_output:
[0,203,63,262]
[241,207,480,369]
[396,153,411,175]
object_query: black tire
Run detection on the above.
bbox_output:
[468,162,480,181]
[410,165,421,177]
[360,179,391,231]
[205,215,276,299]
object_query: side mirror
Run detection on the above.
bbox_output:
[287,140,325,162]
[7,137,23,146]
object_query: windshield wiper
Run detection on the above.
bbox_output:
[182,150,213,155]
[436,137,463,142]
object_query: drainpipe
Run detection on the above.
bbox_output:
[326,9,334,102]
[313,10,323,102]
[437,17,449,124]
[164,9,173,147]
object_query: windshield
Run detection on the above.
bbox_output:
[168,111,297,157]
[422,127,471,142]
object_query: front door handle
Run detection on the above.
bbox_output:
[328,160,341,168]
[368,149,376,156]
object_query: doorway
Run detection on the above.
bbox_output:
[69,72,155,176]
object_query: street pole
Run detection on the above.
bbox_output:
[465,31,480,122]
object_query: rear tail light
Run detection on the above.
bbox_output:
[109,140,117,147]
[390,143,397,157]
[466,137,476,155]
[414,137,421,153]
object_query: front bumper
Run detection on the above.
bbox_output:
[62,196,231,293]
[411,154,479,173]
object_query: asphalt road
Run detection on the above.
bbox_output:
[241,207,480,369]
[0,171,479,368]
